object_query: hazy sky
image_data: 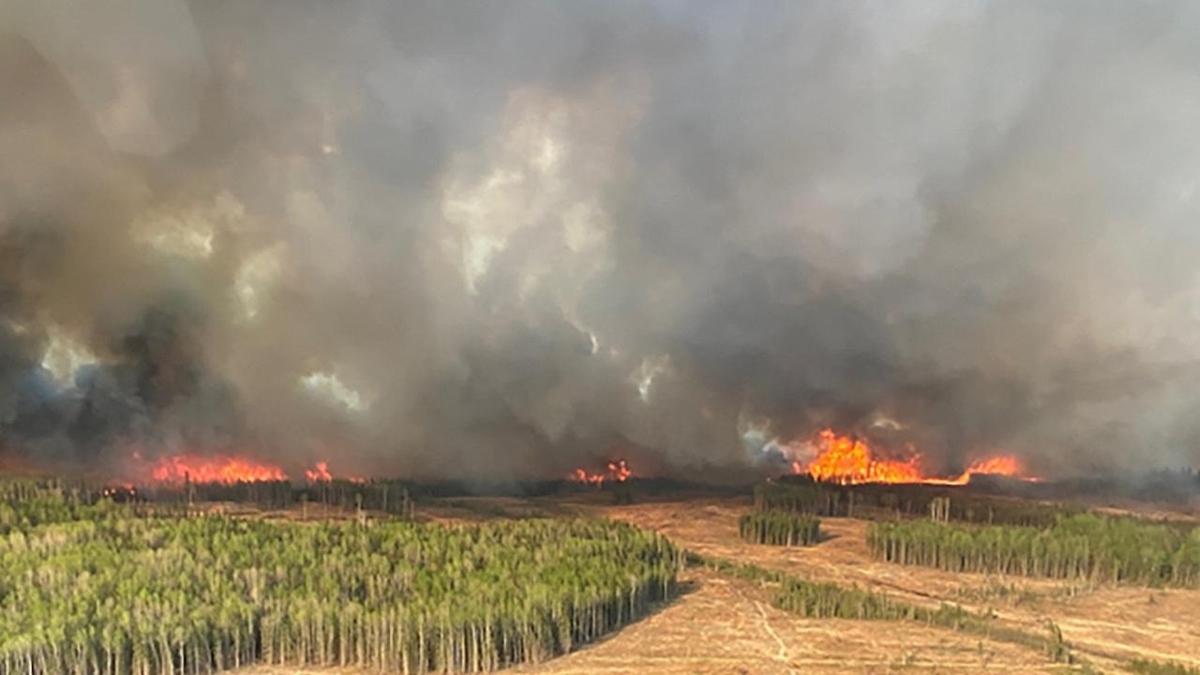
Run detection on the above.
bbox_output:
[3,1,1200,480]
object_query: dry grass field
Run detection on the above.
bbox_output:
[227,492,1200,674]
[513,568,1056,674]
[584,497,1200,673]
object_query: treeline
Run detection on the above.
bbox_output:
[690,553,1075,665]
[867,514,1200,586]
[303,479,415,516]
[0,489,679,674]
[144,479,295,509]
[141,479,416,517]
[755,479,1080,526]
[738,511,820,546]
[0,478,118,534]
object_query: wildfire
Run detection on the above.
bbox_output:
[572,468,606,485]
[963,455,1024,477]
[924,454,1032,486]
[608,459,632,482]
[794,429,1036,485]
[800,430,923,484]
[305,461,333,482]
[304,460,366,483]
[570,459,633,486]
[148,454,287,484]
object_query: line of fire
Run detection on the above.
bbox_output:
[73,428,1197,514]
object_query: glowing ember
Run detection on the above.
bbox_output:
[149,454,286,484]
[570,459,633,486]
[305,461,333,483]
[100,484,137,499]
[794,429,1037,485]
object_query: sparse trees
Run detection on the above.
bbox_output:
[738,511,821,546]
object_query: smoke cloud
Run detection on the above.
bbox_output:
[3,1,1200,480]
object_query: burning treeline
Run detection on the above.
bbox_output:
[116,425,1027,493]
[96,449,649,518]
[109,453,415,516]
[120,450,639,491]
[793,429,1035,486]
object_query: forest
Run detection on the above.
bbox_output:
[867,514,1200,586]
[0,480,679,674]
[737,510,821,546]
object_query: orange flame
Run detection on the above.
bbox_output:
[572,468,606,485]
[149,454,286,484]
[924,454,1032,485]
[963,455,1024,477]
[794,429,1036,485]
[800,430,923,484]
[304,460,367,483]
[607,459,632,482]
[570,459,633,486]
[305,461,333,483]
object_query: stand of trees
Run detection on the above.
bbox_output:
[0,478,117,533]
[0,482,679,674]
[738,511,821,546]
[755,480,1080,526]
[87,478,416,518]
[867,515,1200,586]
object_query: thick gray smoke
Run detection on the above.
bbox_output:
[2,1,1200,480]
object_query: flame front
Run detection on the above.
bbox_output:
[794,429,1036,485]
[149,454,287,484]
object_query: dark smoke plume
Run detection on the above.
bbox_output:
[2,1,1200,480]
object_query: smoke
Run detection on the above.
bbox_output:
[2,0,1200,480]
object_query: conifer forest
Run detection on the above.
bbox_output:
[0,481,679,675]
